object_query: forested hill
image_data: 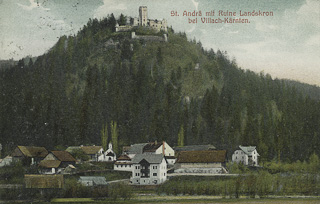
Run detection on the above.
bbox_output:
[0,15,319,163]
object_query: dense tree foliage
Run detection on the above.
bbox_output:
[0,15,320,163]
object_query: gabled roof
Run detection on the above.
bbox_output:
[143,142,163,152]
[239,146,258,156]
[106,152,115,156]
[79,176,108,185]
[117,154,131,161]
[80,146,102,155]
[39,160,61,168]
[132,154,165,164]
[14,146,48,158]
[174,145,216,152]
[127,143,147,155]
[176,150,227,163]
[51,151,76,162]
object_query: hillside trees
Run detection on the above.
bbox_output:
[0,15,320,162]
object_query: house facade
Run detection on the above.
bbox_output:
[174,150,228,174]
[98,142,116,162]
[232,145,259,166]
[79,176,108,186]
[0,156,12,167]
[39,150,77,174]
[120,141,175,167]
[131,154,167,185]
[12,146,48,166]
[114,154,132,171]
[80,146,103,162]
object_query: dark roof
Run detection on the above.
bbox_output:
[143,142,163,152]
[176,150,227,163]
[127,143,147,154]
[117,155,131,161]
[81,146,102,155]
[39,160,61,168]
[174,145,216,152]
[132,154,165,164]
[115,161,132,165]
[106,152,115,156]
[51,151,76,162]
[14,146,48,158]
[239,146,259,156]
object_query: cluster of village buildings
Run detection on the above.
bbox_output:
[0,140,259,186]
[0,7,262,187]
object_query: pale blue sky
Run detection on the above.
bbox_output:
[0,0,319,85]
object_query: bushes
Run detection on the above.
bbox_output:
[157,171,320,197]
[0,161,24,184]
[63,179,132,200]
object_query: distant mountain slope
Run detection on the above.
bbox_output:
[0,15,319,162]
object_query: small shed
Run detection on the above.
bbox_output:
[78,176,108,186]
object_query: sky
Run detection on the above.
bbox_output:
[0,0,319,86]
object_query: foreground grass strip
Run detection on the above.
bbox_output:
[50,197,320,204]
[51,198,94,203]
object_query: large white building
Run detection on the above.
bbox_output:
[115,141,175,171]
[131,154,167,185]
[232,145,259,166]
[174,150,228,174]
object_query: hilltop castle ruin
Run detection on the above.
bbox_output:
[116,6,168,33]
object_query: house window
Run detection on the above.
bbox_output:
[125,165,127,167]
[236,152,238,154]
[242,156,244,159]
[121,165,123,167]
[236,156,237,159]
[116,165,119,168]
[153,173,157,176]
[164,173,165,176]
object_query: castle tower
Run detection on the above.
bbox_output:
[139,6,148,27]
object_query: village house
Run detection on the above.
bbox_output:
[12,146,48,166]
[79,176,108,186]
[131,154,167,185]
[80,146,104,162]
[232,145,259,166]
[66,144,116,162]
[123,143,147,158]
[114,154,132,171]
[102,142,116,162]
[174,150,228,174]
[121,141,175,166]
[38,150,76,174]
[0,156,12,167]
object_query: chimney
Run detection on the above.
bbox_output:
[162,141,165,155]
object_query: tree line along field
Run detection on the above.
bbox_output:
[1,156,319,202]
